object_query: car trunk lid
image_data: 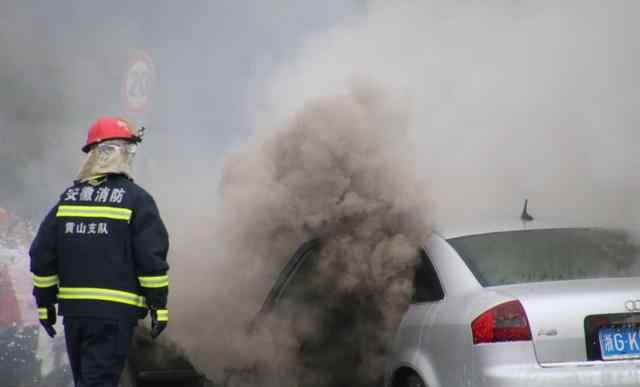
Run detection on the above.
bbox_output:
[491,277,640,365]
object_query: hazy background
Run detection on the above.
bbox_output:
[0,0,363,217]
[4,1,640,239]
[3,1,640,385]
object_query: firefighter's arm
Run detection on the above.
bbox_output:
[132,191,170,319]
[29,205,59,307]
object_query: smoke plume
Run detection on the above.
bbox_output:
[169,1,640,385]
[170,81,429,385]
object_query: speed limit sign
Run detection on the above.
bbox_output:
[123,51,155,115]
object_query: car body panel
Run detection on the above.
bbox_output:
[385,303,433,385]
[424,235,481,297]
[420,298,469,386]
[391,302,432,364]
[409,350,443,387]
[472,342,640,387]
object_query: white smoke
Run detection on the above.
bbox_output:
[247,0,640,229]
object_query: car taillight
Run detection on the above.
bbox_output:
[471,300,532,344]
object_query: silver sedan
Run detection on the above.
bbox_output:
[385,224,640,387]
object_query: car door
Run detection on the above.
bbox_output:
[255,238,390,387]
[253,239,321,320]
[250,239,325,386]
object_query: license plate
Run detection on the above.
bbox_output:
[599,326,640,360]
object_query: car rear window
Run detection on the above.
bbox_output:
[448,228,640,287]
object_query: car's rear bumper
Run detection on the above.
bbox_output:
[472,342,640,387]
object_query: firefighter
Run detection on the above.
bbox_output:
[29,117,170,387]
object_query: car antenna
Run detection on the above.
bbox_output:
[520,199,534,225]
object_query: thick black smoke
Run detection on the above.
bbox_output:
[170,83,429,386]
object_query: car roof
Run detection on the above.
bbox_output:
[433,219,607,240]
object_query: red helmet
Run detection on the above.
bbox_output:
[83,117,139,153]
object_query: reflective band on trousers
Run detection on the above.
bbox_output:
[138,275,169,288]
[58,287,146,308]
[33,274,59,288]
[56,205,133,222]
[156,309,168,322]
[38,308,48,320]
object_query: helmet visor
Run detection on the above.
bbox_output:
[96,139,137,158]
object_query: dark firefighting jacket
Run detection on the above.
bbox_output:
[29,174,169,322]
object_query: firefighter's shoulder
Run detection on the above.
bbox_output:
[108,175,162,215]
[122,178,157,206]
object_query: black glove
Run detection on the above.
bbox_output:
[38,305,57,338]
[150,308,168,339]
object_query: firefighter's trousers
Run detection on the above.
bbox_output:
[63,317,135,387]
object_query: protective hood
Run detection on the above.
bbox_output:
[77,139,136,183]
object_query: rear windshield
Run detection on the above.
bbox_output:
[448,228,640,287]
